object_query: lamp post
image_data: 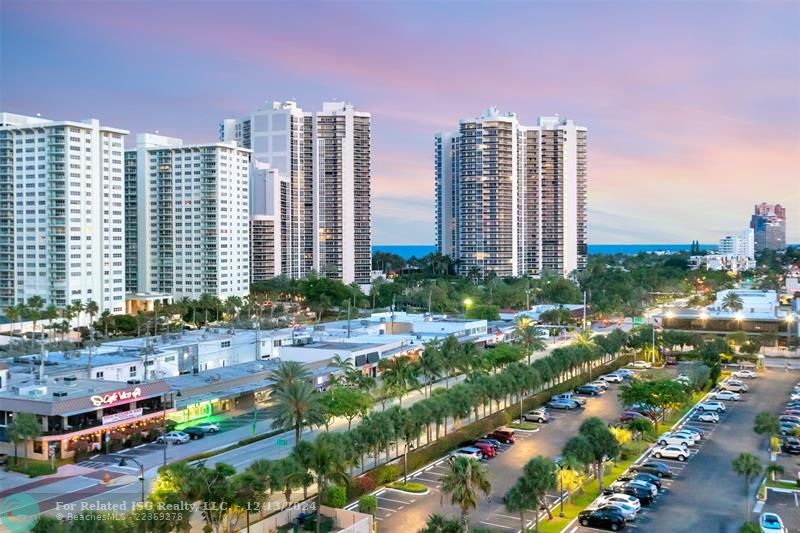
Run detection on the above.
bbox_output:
[117,456,145,504]
[558,463,565,517]
[463,298,473,316]
[403,442,414,483]
[735,312,744,332]
[787,314,796,352]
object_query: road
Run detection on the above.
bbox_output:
[375,376,632,532]
[572,368,798,533]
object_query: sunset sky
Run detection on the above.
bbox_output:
[2,0,798,245]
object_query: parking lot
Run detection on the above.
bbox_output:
[572,368,798,533]
[373,377,632,532]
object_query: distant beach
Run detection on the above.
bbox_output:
[372,244,720,260]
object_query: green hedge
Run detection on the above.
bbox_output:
[7,460,56,477]
[322,484,347,508]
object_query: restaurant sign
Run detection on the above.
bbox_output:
[90,387,142,408]
[102,408,143,425]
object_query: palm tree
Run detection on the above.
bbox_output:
[418,514,463,533]
[416,341,443,397]
[440,335,460,388]
[7,412,41,467]
[268,457,309,505]
[753,411,781,462]
[292,434,350,533]
[268,361,311,392]
[270,380,325,443]
[440,456,492,532]
[85,300,99,330]
[516,321,547,365]
[25,296,44,339]
[732,452,762,520]
[378,355,419,408]
[5,304,21,342]
[98,310,113,337]
[42,305,59,342]
[329,354,355,385]
[722,292,744,312]
[198,293,215,324]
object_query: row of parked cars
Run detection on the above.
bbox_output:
[576,364,753,530]
[156,422,221,444]
[546,369,633,411]
[449,428,517,461]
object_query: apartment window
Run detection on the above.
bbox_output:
[95,371,104,379]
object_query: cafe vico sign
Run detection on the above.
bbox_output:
[90,387,142,407]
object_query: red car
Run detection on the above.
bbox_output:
[487,429,515,444]
[620,410,650,423]
[469,441,496,458]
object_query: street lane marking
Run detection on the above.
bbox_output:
[496,513,521,520]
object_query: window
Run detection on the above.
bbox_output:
[95,371,104,379]
[221,340,230,348]
[129,366,137,377]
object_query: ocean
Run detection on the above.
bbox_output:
[373,244,720,260]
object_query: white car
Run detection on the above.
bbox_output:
[698,401,727,413]
[657,433,693,448]
[195,422,221,433]
[450,447,483,461]
[695,411,720,423]
[652,444,689,462]
[596,493,641,511]
[676,426,703,440]
[629,361,652,369]
[712,390,741,401]
[600,373,624,384]
[733,369,757,379]
[721,380,749,393]
[157,431,191,445]
[616,369,635,378]
[589,380,609,390]
[760,512,787,533]
[670,430,700,445]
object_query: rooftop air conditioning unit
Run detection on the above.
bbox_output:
[127,379,141,385]
[53,391,68,398]
[63,376,77,384]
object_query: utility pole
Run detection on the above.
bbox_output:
[582,291,587,331]
[428,289,432,318]
[346,300,351,339]
[254,321,261,360]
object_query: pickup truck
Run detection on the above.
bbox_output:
[551,392,587,406]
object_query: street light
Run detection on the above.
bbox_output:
[463,298,473,316]
[117,456,145,504]
[557,462,567,517]
[786,313,796,351]
[735,312,744,331]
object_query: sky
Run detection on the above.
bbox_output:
[1,0,799,245]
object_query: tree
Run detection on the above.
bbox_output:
[97,310,113,337]
[416,341,443,397]
[722,292,744,312]
[378,355,420,408]
[321,387,373,430]
[731,452,761,520]
[25,296,44,339]
[268,360,311,392]
[85,300,99,330]
[539,307,573,326]
[440,456,492,532]
[192,462,238,533]
[753,412,781,462]
[270,380,325,443]
[505,456,557,532]
[465,304,500,320]
[439,335,461,388]
[268,457,309,504]
[292,434,350,533]
[417,514,463,533]
[516,320,547,365]
[562,417,619,494]
[8,412,41,467]
[618,379,689,433]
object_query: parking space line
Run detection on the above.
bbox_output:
[479,520,516,530]
[376,506,396,512]
[378,496,415,504]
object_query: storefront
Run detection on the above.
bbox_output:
[0,379,173,461]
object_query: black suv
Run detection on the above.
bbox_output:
[578,507,627,530]
[182,427,206,440]
[618,471,662,489]
[630,460,673,478]
[782,436,800,454]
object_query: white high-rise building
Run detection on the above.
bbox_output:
[250,161,288,282]
[435,109,587,278]
[222,101,372,285]
[0,113,128,313]
[124,134,250,299]
[719,228,755,259]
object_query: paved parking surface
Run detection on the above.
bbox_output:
[374,381,632,532]
[572,369,798,533]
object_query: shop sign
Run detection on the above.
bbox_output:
[102,408,143,425]
[90,387,142,407]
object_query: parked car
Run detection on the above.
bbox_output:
[657,433,692,448]
[669,430,700,445]
[468,441,496,458]
[620,410,650,424]
[627,403,662,418]
[629,361,652,369]
[487,428,515,444]
[618,471,662,489]
[195,422,221,433]
[733,369,757,379]
[760,512,787,533]
[720,380,749,393]
[605,484,654,505]
[477,437,504,449]
[552,392,587,406]
[780,415,800,425]
[781,436,800,454]
[157,431,191,445]
[182,427,206,440]
[711,390,741,401]
[600,373,624,383]
[592,503,637,522]
[596,493,642,511]
[697,401,727,413]
[630,460,673,478]
[547,399,579,410]
[589,380,610,390]
[576,385,603,396]
[616,369,635,379]
[679,425,705,439]
[610,479,657,497]
[651,445,689,461]
[784,410,800,417]
[522,408,550,423]
[450,447,483,461]
[695,411,720,423]
[779,421,799,436]
[578,507,627,531]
